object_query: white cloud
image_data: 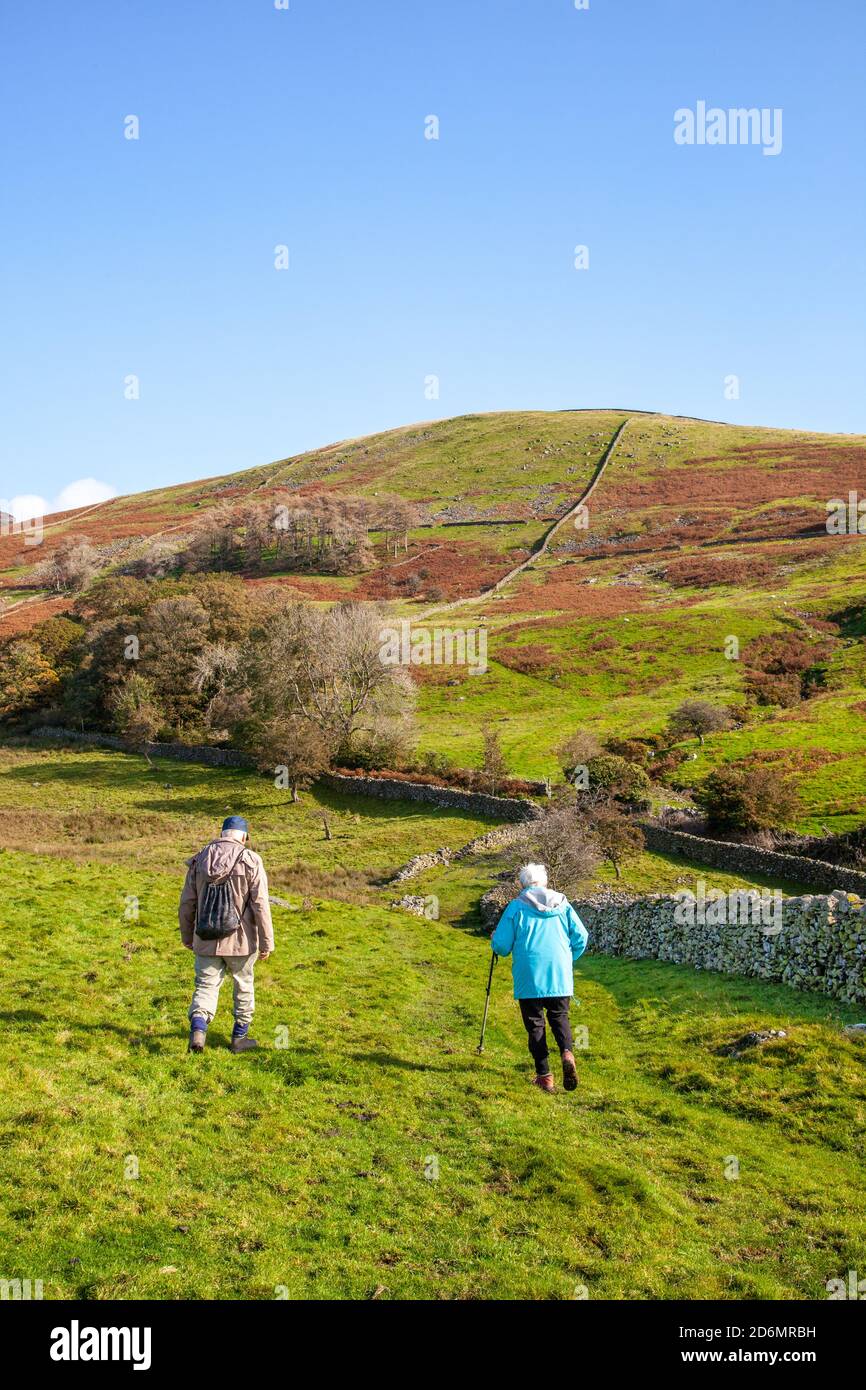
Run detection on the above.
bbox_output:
[54,478,118,513]
[1,494,50,523]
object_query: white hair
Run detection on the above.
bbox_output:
[519,862,548,889]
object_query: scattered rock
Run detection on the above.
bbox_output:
[718,1030,787,1058]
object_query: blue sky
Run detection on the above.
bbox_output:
[1,0,864,518]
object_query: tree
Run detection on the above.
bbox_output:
[233,600,416,768]
[667,699,731,746]
[693,762,801,836]
[108,673,163,746]
[511,803,601,899]
[481,722,508,795]
[588,806,644,879]
[239,713,332,801]
[38,536,101,593]
[555,729,603,782]
[138,595,209,730]
[0,639,61,721]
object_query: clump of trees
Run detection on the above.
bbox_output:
[0,575,418,796]
[173,492,419,578]
[35,536,102,593]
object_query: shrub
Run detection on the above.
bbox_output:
[743,633,835,707]
[584,753,651,807]
[556,729,603,780]
[693,763,801,836]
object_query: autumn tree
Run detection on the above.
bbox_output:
[693,762,801,836]
[0,639,61,721]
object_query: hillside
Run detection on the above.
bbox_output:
[1,746,863,1300]
[3,409,866,831]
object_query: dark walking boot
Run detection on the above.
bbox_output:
[188,1022,207,1053]
[561,1050,578,1091]
[230,1035,259,1054]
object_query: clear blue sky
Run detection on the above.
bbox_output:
[1,0,864,516]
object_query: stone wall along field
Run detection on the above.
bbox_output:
[321,772,543,823]
[479,884,866,1005]
[640,822,866,896]
[577,890,866,1005]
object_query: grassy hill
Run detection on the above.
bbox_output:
[1,746,864,1300]
[2,408,866,826]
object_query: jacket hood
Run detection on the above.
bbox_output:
[192,838,248,885]
[518,886,568,913]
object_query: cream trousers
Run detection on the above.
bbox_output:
[189,951,258,1027]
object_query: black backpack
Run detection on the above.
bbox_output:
[195,847,250,941]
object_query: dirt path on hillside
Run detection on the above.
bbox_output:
[416,416,630,619]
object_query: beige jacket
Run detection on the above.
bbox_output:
[179,833,275,957]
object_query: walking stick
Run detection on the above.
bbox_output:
[476,953,498,1054]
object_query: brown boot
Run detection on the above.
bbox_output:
[561,1050,578,1092]
[230,1035,259,1054]
[188,1021,207,1053]
[532,1073,555,1094]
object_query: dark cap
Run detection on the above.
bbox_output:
[221,816,249,834]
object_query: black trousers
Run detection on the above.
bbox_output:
[518,996,573,1075]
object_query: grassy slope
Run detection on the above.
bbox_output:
[1,748,865,1300]
[2,408,866,826]
[407,417,866,831]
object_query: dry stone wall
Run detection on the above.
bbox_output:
[321,772,543,823]
[641,822,866,896]
[576,890,866,1006]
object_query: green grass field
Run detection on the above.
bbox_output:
[1,746,864,1300]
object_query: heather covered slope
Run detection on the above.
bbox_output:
[3,410,863,604]
[3,409,866,831]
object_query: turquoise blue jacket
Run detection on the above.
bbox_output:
[491,887,588,999]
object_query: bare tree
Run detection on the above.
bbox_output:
[37,536,101,593]
[510,804,601,899]
[234,601,416,766]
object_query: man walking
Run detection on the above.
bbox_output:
[179,815,275,1054]
[490,862,588,1093]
